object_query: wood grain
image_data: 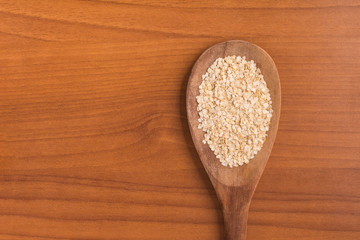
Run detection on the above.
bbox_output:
[186,40,281,240]
[0,0,359,239]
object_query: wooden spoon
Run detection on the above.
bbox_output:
[186,40,281,240]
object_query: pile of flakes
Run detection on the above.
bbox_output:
[196,56,273,167]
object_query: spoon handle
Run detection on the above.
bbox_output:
[215,184,253,240]
[223,204,249,240]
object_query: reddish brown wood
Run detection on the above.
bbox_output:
[186,40,281,240]
[0,1,359,240]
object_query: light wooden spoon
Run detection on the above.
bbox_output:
[186,40,281,240]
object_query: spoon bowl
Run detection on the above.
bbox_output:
[186,40,281,240]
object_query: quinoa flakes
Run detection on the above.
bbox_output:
[196,56,273,167]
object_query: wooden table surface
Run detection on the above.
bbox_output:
[0,1,359,239]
